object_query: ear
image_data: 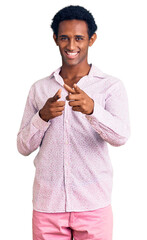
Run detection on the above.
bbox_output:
[89,33,97,47]
[53,33,58,46]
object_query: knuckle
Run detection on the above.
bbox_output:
[82,105,86,111]
[50,108,54,113]
[68,95,72,100]
[69,101,73,106]
[83,99,86,105]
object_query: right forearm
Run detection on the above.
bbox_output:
[17,112,51,156]
[17,127,44,156]
[17,87,65,156]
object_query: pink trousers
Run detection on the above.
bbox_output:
[32,205,113,240]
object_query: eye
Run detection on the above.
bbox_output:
[76,36,84,41]
[60,37,68,41]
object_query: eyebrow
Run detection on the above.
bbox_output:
[59,35,85,38]
[59,35,68,38]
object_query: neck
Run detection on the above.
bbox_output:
[60,61,91,81]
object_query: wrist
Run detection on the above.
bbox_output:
[39,109,49,122]
[87,99,94,115]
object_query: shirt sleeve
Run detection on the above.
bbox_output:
[85,80,131,146]
[17,84,51,156]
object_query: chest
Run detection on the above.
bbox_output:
[63,77,81,88]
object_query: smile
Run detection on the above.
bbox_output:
[65,51,79,59]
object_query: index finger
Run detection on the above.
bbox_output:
[53,95,60,102]
[64,84,76,94]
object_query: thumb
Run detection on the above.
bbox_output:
[52,89,62,102]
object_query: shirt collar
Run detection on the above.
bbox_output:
[88,64,105,78]
[50,64,105,78]
[49,64,105,87]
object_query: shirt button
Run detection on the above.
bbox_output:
[65,119,68,124]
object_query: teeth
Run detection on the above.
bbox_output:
[66,52,78,56]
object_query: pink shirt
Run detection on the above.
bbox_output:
[17,64,130,213]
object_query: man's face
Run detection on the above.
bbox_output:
[54,20,96,67]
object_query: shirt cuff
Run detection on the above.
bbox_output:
[31,111,51,131]
[85,101,104,134]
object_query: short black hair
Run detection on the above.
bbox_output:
[51,5,97,39]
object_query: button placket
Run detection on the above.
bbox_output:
[63,100,71,210]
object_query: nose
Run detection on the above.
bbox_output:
[67,38,76,51]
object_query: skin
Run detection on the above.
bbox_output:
[39,19,97,121]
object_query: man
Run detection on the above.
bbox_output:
[17,5,130,240]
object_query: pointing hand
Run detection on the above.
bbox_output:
[39,89,65,122]
[64,84,94,115]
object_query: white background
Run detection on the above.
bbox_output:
[0,0,147,239]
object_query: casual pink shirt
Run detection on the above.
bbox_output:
[17,64,130,213]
